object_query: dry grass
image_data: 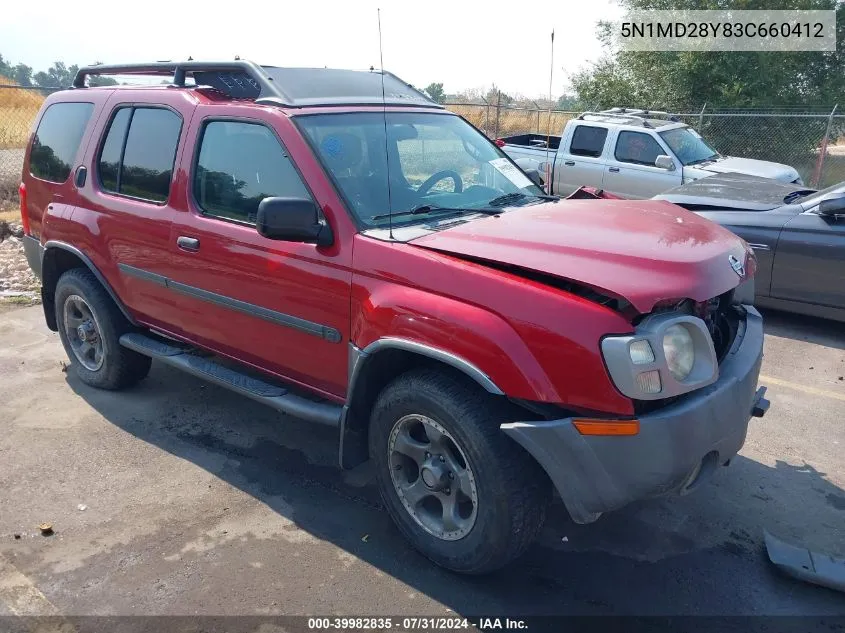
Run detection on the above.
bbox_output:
[0,75,44,150]
[0,209,20,222]
[446,104,577,138]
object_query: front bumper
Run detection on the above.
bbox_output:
[502,306,767,524]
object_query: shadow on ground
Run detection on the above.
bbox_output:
[66,350,845,617]
[760,307,845,350]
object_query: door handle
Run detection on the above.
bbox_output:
[608,167,620,173]
[563,160,575,166]
[177,236,200,251]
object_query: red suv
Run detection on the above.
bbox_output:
[20,60,768,573]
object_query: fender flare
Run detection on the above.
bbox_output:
[353,338,504,396]
[338,337,506,469]
[42,241,138,327]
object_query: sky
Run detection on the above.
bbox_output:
[1,0,622,98]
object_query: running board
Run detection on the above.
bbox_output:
[119,333,341,427]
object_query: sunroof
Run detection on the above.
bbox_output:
[261,67,441,108]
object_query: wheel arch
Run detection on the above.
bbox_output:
[42,241,136,331]
[339,339,508,469]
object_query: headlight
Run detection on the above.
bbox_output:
[600,313,719,400]
[663,324,694,381]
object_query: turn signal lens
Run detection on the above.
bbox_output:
[573,419,640,436]
[629,340,655,364]
[636,370,662,394]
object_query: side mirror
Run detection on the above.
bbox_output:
[655,155,676,171]
[818,194,845,217]
[523,168,545,188]
[256,197,332,246]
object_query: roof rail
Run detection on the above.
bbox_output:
[600,108,681,122]
[72,60,440,109]
[578,111,654,128]
[73,60,288,102]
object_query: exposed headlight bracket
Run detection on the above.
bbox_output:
[601,312,719,400]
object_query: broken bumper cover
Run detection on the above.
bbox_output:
[502,306,767,524]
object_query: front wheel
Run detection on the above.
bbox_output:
[369,368,550,574]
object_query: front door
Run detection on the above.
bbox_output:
[164,111,352,399]
[770,210,845,310]
[602,130,681,199]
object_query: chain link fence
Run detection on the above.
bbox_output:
[446,101,845,188]
[0,85,62,209]
[2,85,844,210]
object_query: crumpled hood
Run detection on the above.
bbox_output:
[410,199,751,314]
[656,172,812,211]
[698,155,800,183]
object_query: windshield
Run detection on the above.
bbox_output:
[296,112,544,228]
[659,127,719,166]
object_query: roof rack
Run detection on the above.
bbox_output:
[73,60,441,109]
[578,111,655,128]
[600,108,681,122]
[73,60,285,99]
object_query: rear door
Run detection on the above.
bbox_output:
[74,91,197,330]
[553,123,608,195]
[769,209,845,309]
[603,130,681,198]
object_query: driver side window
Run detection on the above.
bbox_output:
[614,131,665,167]
[194,120,311,225]
[395,125,483,192]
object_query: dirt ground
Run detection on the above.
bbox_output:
[0,304,843,626]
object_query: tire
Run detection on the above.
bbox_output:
[55,268,151,390]
[369,368,550,574]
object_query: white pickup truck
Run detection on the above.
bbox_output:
[499,110,803,199]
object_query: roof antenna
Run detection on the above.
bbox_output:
[378,7,394,240]
[544,30,555,191]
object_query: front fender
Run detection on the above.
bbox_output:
[352,281,560,403]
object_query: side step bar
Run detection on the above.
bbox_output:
[119,333,342,427]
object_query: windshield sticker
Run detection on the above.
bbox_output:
[689,129,703,139]
[489,158,534,189]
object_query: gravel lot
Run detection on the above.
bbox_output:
[0,148,24,183]
[0,304,843,623]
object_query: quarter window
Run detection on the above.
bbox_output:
[30,102,94,183]
[193,121,311,224]
[614,131,665,166]
[569,125,608,158]
[97,107,182,203]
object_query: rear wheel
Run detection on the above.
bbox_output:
[369,368,550,574]
[55,268,151,390]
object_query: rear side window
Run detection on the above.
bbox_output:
[97,107,182,203]
[30,102,94,183]
[614,131,664,166]
[193,120,311,224]
[569,125,608,158]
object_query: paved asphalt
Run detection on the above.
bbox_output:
[0,304,843,622]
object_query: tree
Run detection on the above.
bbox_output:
[33,61,81,87]
[556,93,581,110]
[569,0,845,168]
[486,84,513,106]
[424,82,446,104]
[571,0,845,111]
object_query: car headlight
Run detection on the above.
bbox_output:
[600,313,719,400]
[663,324,694,381]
